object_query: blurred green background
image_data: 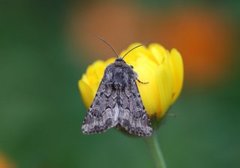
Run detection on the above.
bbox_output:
[0,0,240,168]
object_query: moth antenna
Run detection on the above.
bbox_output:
[96,36,119,58]
[121,44,143,59]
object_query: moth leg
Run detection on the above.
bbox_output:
[131,66,148,84]
[137,79,149,84]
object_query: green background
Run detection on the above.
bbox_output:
[0,1,239,168]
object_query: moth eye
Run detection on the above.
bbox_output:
[130,65,134,68]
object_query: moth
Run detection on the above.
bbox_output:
[82,39,153,137]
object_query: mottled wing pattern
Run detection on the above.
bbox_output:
[82,62,152,136]
[118,79,153,136]
[82,80,119,134]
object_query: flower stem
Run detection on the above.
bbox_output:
[145,133,167,168]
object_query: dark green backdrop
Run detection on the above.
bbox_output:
[0,1,239,168]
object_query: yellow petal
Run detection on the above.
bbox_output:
[169,49,184,103]
[133,56,160,116]
[121,43,153,63]
[156,63,174,118]
[148,44,169,65]
[78,78,94,108]
[87,60,105,82]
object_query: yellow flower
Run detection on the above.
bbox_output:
[78,43,183,120]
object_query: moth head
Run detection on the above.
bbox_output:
[115,57,125,62]
[114,57,126,66]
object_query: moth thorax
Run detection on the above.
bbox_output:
[113,81,125,90]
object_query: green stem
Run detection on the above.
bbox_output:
[145,133,167,168]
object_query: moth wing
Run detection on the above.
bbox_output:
[81,80,118,134]
[118,80,153,136]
